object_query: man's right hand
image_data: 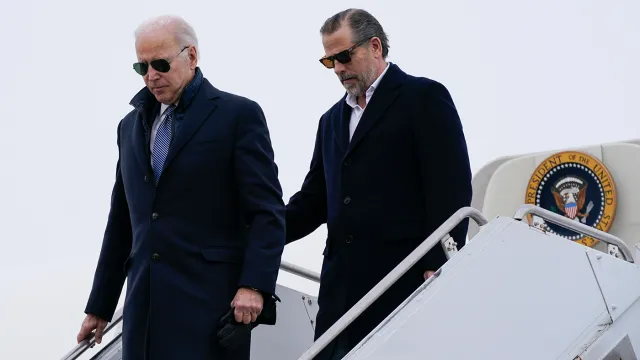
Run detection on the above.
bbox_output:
[77,314,108,344]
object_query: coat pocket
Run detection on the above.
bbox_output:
[201,247,243,264]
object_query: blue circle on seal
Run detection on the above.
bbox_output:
[525,151,617,247]
[535,162,605,240]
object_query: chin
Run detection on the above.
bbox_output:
[344,86,361,97]
[154,93,174,104]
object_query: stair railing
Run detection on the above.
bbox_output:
[513,204,634,263]
[295,206,489,360]
[60,260,320,360]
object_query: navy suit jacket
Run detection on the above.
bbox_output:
[84,68,286,360]
[286,63,472,359]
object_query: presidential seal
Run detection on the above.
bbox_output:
[524,151,617,247]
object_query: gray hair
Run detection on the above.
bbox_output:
[134,15,200,59]
[320,9,389,58]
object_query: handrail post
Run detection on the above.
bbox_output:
[296,207,489,360]
[513,204,634,263]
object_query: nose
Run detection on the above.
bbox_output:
[333,61,346,74]
[147,66,160,81]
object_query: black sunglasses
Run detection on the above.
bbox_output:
[319,38,369,69]
[133,46,188,76]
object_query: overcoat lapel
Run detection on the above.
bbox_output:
[127,70,220,178]
[130,91,158,177]
[344,64,405,157]
[332,98,351,153]
[162,80,220,172]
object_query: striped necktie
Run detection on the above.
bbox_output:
[152,105,175,184]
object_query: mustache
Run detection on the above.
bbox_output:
[338,73,358,82]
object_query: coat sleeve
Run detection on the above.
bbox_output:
[233,100,286,296]
[85,120,132,321]
[285,118,328,243]
[413,81,473,271]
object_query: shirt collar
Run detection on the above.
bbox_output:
[160,103,172,117]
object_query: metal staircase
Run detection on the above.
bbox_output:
[300,205,640,360]
[60,205,640,360]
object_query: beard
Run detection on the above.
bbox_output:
[338,64,377,97]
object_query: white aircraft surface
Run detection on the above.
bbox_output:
[60,138,640,360]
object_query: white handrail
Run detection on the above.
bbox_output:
[60,308,123,360]
[513,204,634,263]
[280,260,321,283]
[296,207,489,360]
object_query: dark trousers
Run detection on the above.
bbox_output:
[329,336,350,360]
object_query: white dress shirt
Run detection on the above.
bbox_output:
[344,63,390,140]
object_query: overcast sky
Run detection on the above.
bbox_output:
[0,0,638,358]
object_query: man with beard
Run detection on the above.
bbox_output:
[285,8,473,360]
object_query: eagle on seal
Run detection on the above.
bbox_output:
[551,177,588,220]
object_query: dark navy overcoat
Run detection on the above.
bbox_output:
[84,68,286,360]
[286,63,473,359]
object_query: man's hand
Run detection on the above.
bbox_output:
[424,270,436,280]
[231,287,263,325]
[77,314,108,344]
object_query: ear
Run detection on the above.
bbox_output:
[188,46,198,69]
[369,37,383,58]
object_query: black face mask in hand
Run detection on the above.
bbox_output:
[216,293,281,349]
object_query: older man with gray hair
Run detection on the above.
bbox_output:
[76,15,286,360]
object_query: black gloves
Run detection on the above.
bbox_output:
[217,293,281,349]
